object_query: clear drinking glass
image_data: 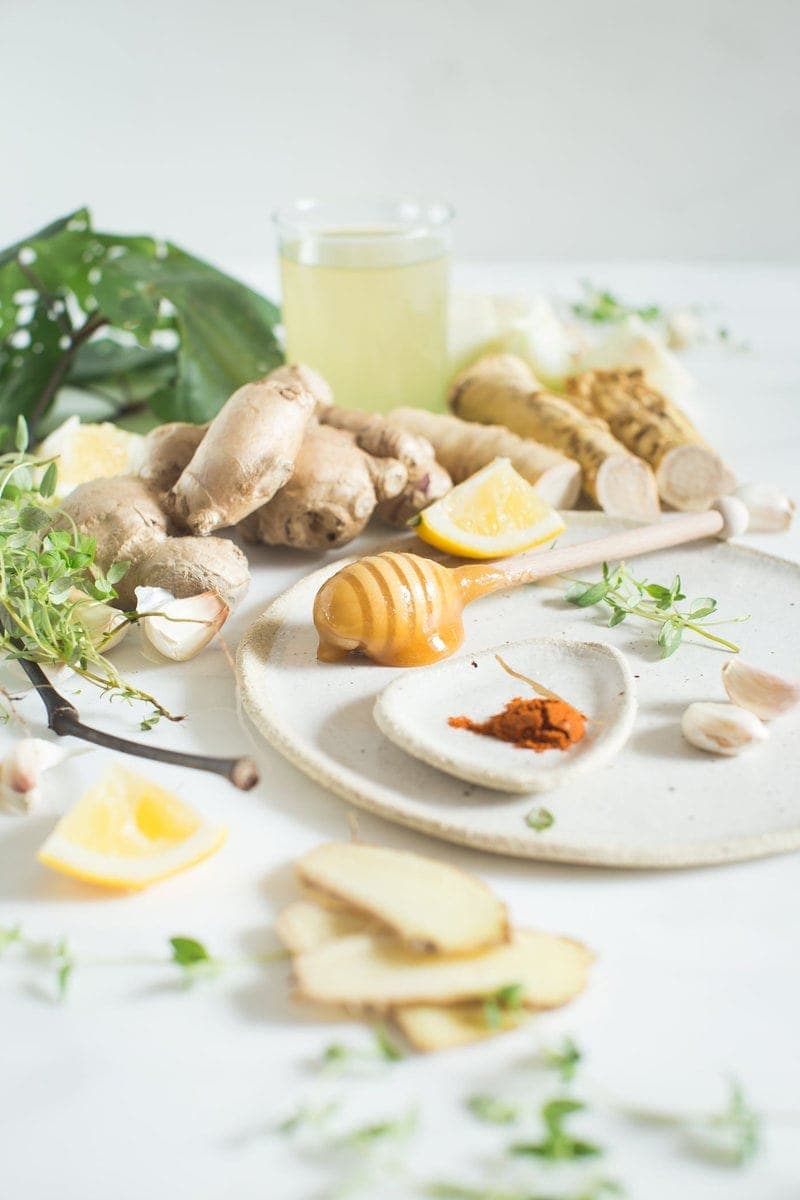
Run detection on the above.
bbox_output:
[275,198,453,413]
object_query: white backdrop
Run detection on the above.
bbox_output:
[4,0,799,263]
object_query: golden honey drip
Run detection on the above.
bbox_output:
[313,551,506,667]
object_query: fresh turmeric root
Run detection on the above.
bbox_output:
[239,423,407,549]
[389,406,582,509]
[564,368,737,512]
[449,354,660,520]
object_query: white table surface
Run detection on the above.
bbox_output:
[1,262,799,1200]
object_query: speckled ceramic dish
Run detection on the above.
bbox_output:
[374,638,636,793]
[237,513,800,868]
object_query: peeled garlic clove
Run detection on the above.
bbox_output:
[721,657,800,721]
[137,588,229,661]
[0,738,65,814]
[734,483,794,532]
[681,701,767,756]
[70,588,128,650]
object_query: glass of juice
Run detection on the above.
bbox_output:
[275,197,452,413]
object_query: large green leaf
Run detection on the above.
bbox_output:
[0,296,65,426]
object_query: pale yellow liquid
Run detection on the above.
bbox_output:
[280,229,449,413]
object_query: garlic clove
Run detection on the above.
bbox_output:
[734,483,795,532]
[70,588,129,650]
[0,738,65,814]
[681,701,768,756]
[721,657,800,721]
[136,587,229,661]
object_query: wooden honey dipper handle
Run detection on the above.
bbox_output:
[455,499,748,602]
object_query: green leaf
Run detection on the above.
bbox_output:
[543,1036,582,1082]
[169,935,210,966]
[527,806,554,831]
[571,580,609,607]
[608,607,627,627]
[467,1094,520,1125]
[690,597,717,619]
[374,1022,404,1061]
[657,620,683,658]
[105,560,130,585]
[0,924,22,955]
[39,461,58,498]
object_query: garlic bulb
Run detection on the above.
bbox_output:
[0,738,65,814]
[734,483,795,532]
[681,702,767,756]
[721,658,800,720]
[135,586,229,661]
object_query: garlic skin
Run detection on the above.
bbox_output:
[721,658,800,721]
[135,586,229,662]
[0,739,65,814]
[70,588,128,651]
[681,702,768,757]
[734,483,795,532]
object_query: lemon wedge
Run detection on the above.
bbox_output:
[415,457,565,558]
[37,766,226,889]
[37,416,143,498]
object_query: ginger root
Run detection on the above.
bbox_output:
[320,405,453,527]
[390,405,582,509]
[240,423,407,549]
[134,422,207,496]
[131,537,250,609]
[170,374,318,534]
[449,354,660,521]
[564,368,737,512]
[56,476,169,609]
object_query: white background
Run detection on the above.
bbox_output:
[3,0,800,262]
[2,4,800,1198]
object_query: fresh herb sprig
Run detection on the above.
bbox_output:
[483,982,526,1030]
[565,562,747,658]
[571,281,661,325]
[319,1024,405,1075]
[511,1098,603,1161]
[0,416,172,721]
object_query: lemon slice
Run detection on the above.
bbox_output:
[37,766,226,889]
[415,457,565,558]
[37,416,143,498]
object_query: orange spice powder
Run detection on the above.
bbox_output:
[448,696,586,753]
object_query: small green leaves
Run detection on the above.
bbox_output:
[526,806,554,832]
[483,982,525,1029]
[695,1081,760,1166]
[374,1021,405,1062]
[571,280,662,325]
[467,1094,520,1125]
[543,1036,582,1083]
[318,1025,405,1075]
[169,935,218,983]
[0,923,22,955]
[511,1097,602,1161]
[15,415,29,453]
[564,562,743,657]
[278,1099,340,1136]
[342,1108,417,1148]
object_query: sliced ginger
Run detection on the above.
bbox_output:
[394,1002,528,1053]
[295,842,509,955]
[293,929,592,1011]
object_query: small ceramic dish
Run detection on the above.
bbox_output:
[373,637,637,794]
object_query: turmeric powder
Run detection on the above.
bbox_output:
[448,696,586,753]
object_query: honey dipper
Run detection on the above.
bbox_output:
[313,498,748,667]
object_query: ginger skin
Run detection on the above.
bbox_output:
[131,537,250,609]
[56,476,169,609]
[170,375,318,535]
[134,422,207,497]
[240,424,407,550]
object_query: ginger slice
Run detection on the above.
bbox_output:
[394,1002,529,1052]
[275,899,373,955]
[293,929,593,1011]
[295,842,509,955]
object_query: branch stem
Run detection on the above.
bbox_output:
[17,658,259,791]
[27,311,109,439]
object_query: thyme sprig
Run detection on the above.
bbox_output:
[564,562,747,658]
[570,281,661,325]
[0,416,172,722]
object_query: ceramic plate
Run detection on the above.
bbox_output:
[374,637,636,793]
[237,513,800,867]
